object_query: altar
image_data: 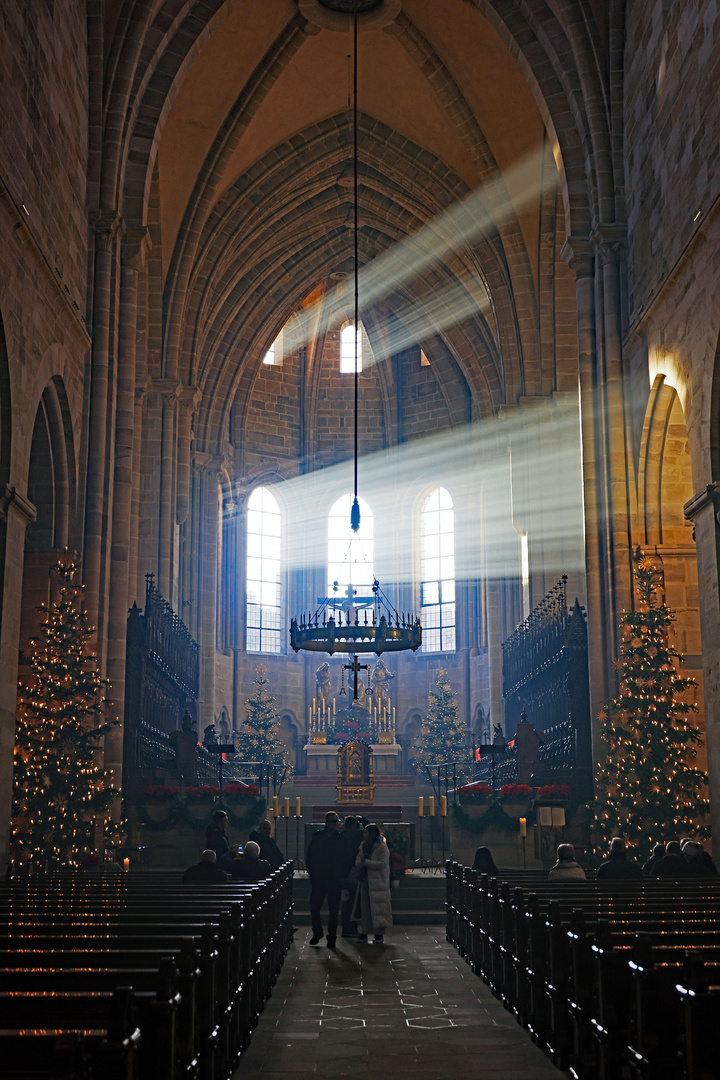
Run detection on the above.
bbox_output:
[304,741,402,775]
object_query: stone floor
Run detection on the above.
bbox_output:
[238,927,564,1079]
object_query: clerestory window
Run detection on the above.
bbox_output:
[420,487,456,652]
[340,323,362,374]
[328,493,373,601]
[246,486,282,653]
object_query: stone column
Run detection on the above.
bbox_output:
[0,487,36,871]
[194,454,224,731]
[84,212,124,640]
[684,484,720,845]
[176,386,201,528]
[104,228,150,794]
[561,238,608,733]
[154,379,181,600]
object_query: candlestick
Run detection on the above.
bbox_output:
[429,796,435,817]
[272,795,279,818]
[295,796,301,817]
[284,797,290,818]
[418,796,424,817]
[440,795,447,817]
[519,817,527,837]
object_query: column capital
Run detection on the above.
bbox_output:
[93,210,124,251]
[121,226,152,272]
[684,482,720,522]
[193,451,227,480]
[593,222,626,267]
[178,385,202,413]
[151,377,182,406]
[560,235,594,277]
[0,485,37,527]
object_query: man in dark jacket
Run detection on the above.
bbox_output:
[205,810,232,864]
[642,843,666,874]
[183,849,230,883]
[248,819,284,870]
[652,840,692,877]
[227,840,272,882]
[683,840,718,876]
[306,812,351,948]
[596,837,643,880]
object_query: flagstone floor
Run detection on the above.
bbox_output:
[237,926,563,1079]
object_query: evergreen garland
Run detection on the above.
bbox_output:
[12,556,119,867]
[412,668,470,769]
[233,665,291,771]
[593,554,709,854]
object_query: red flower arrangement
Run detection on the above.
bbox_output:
[389,850,407,880]
[222,782,260,799]
[457,783,493,800]
[536,783,569,799]
[184,785,221,801]
[143,784,180,801]
[499,784,534,799]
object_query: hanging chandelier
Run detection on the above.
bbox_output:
[289,0,421,685]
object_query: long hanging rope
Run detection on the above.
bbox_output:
[350,0,361,534]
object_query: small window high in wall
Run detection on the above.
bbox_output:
[340,323,362,374]
[246,486,282,653]
[420,487,456,652]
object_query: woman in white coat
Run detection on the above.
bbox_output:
[355,823,393,943]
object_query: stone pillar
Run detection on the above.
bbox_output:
[0,486,36,871]
[194,454,224,731]
[104,228,150,794]
[684,484,720,846]
[154,379,180,600]
[486,579,504,736]
[561,238,608,735]
[84,212,123,640]
[176,386,201,527]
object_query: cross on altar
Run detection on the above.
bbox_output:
[344,653,370,703]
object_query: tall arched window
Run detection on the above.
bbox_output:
[246,486,282,653]
[420,487,455,652]
[328,493,373,599]
[340,323,362,373]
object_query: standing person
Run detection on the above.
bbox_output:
[355,823,392,944]
[205,810,232,864]
[548,843,586,881]
[248,818,284,870]
[596,837,643,880]
[306,811,350,948]
[340,816,363,937]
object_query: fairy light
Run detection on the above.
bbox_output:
[11,554,120,870]
[592,553,709,857]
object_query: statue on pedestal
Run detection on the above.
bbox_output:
[370,658,395,714]
[316,662,330,705]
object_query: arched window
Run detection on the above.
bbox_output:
[340,323,362,374]
[328,493,373,600]
[420,487,455,652]
[263,327,283,366]
[246,486,282,653]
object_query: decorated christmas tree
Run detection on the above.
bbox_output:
[412,668,470,768]
[12,556,119,868]
[234,665,291,770]
[593,553,709,854]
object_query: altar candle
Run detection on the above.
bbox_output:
[284,797,290,818]
[295,797,301,817]
[392,707,395,726]
[418,796,424,817]
[123,857,130,872]
[440,795,447,817]
[272,796,279,818]
[333,698,336,715]
[429,796,435,817]
[308,706,312,726]
[519,817,527,837]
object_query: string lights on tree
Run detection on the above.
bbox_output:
[593,553,709,855]
[11,555,119,869]
[413,668,470,769]
[233,665,291,771]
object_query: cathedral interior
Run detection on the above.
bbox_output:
[1,0,719,873]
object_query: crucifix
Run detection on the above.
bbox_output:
[344,653,370,704]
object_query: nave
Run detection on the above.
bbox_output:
[239,926,561,1080]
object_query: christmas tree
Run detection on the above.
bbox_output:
[412,668,470,767]
[12,556,119,868]
[234,665,291,771]
[593,553,709,854]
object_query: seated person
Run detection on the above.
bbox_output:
[652,840,692,877]
[248,819,284,870]
[682,840,718,876]
[471,846,499,875]
[183,848,230,883]
[548,843,586,881]
[596,837,643,880]
[227,840,272,882]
